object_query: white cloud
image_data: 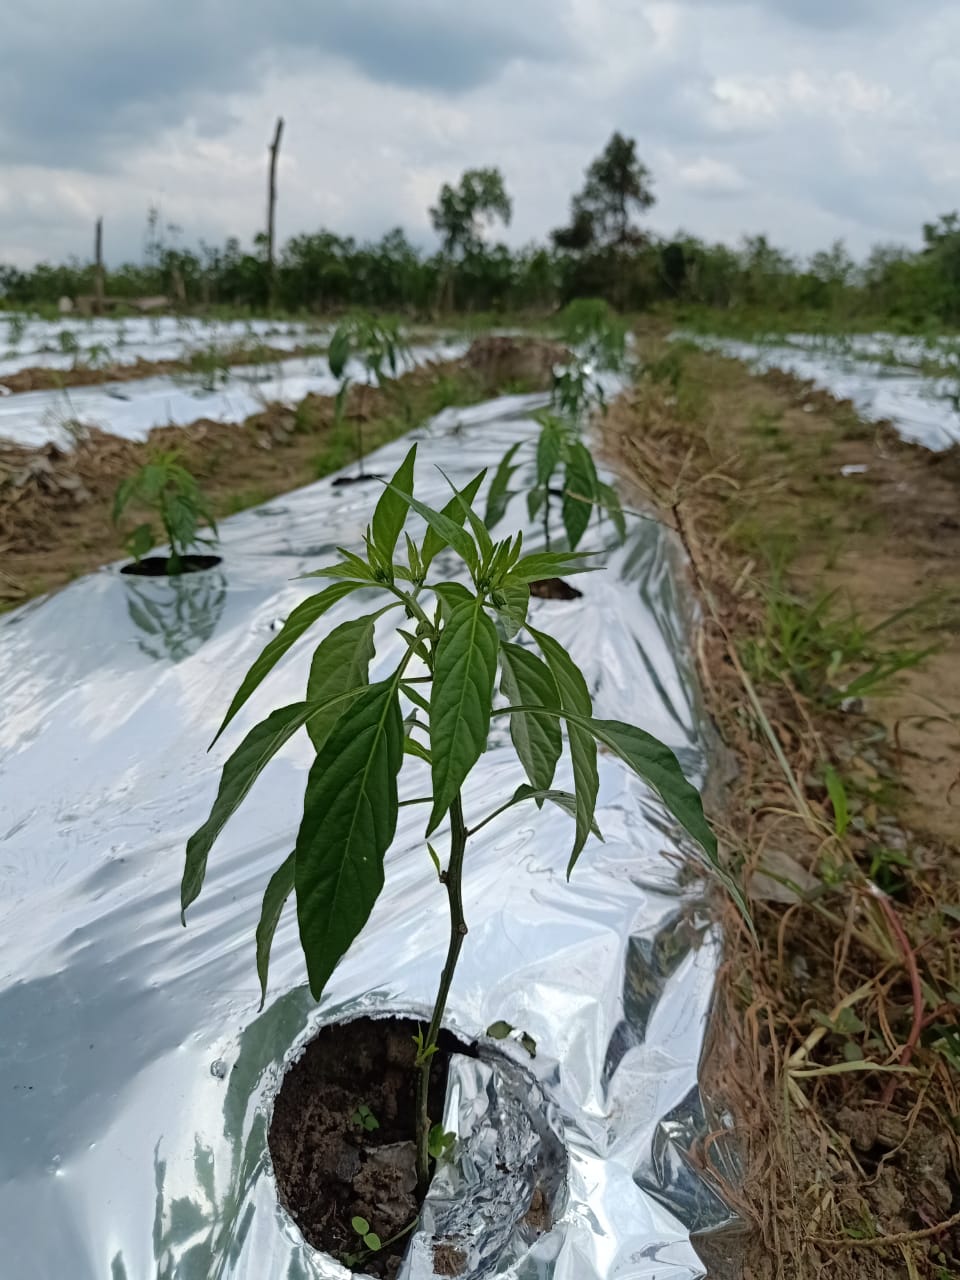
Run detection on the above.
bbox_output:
[1,0,959,267]
[675,157,749,196]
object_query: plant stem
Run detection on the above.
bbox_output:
[415,792,468,1197]
[543,487,551,552]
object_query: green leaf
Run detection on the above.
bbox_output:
[372,445,417,562]
[526,625,598,871]
[562,443,599,552]
[427,842,442,877]
[486,1020,513,1039]
[492,579,529,638]
[214,580,365,743]
[364,1233,382,1252]
[438,465,494,563]
[404,532,422,583]
[420,471,484,571]
[825,765,849,837]
[305,611,383,751]
[329,326,352,380]
[485,442,522,529]
[527,487,546,522]
[576,714,716,861]
[597,480,627,542]
[536,419,562,488]
[255,852,295,1010]
[127,522,155,561]
[433,580,475,621]
[427,599,500,834]
[500,642,562,799]
[404,735,432,764]
[183,702,309,919]
[295,680,404,998]
[351,1216,370,1236]
[545,789,602,838]
[509,550,598,584]
[387,482,480,576]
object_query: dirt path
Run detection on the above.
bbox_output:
[601,337,960,1280]
[0,337,561,609]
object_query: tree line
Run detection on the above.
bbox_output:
[3,133,960,327]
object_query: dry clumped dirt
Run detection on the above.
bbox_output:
[600,339,960,1280]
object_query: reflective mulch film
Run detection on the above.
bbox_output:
[0,341,466,448]
[0,390,737,1278]
[678,330,960,449]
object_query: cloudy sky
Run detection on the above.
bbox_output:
[1,0,958,268]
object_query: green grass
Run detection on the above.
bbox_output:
[220,488,270,516]
[741,585,936,708]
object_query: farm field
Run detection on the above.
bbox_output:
[4,12,960,1269]
[1,307,958,1279]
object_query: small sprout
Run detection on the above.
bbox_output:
[351,1103,380,1132]
[485,1020,537,1058]
[427,1123,456,1160]
[351,1216,382,1252]
[427,843,443,878]
[413,1025,439,1069]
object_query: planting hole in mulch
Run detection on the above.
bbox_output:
[120,554,223,577]
[529,577,583,601]
[269,1017,474,1277]
[331,473,384,488]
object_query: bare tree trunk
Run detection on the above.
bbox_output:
[94,217,105,315]
[266,116,284,312]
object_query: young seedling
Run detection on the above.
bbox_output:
[327,313,411,479]
[113,451,219,573]
[341,1215,418,1270]
[486,303,629,552]
[351,1103,380,1132]
[181,444,743,1205]
[340,1215,383,1269]
[427,1123,455,1161]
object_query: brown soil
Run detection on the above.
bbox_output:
[268,1017,470,1277]
[529,577,583,601]
[463,334,565,392]
[1,341,554,609]
[600,337,960,1280]
[0,341,319,393]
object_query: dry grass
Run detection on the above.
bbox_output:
[600,339,960,1280]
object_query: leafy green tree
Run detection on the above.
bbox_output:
[429,168,513,258]
[553,133,655,253]
[430,168,513,311]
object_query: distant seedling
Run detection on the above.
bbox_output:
[113,451,219,574]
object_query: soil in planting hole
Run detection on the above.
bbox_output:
[331,472,384,488]
[269,1017,474,1277]
[120,554,222,577]
[529,577,583,601]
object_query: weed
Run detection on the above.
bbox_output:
[351,1104,379,1132]
[221,488,269,516]
[741,586,935,707]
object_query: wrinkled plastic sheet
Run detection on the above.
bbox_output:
[0,341,467,449]
[0,389,737,1278]
[0,313,320,380]
[679,330,960,450]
